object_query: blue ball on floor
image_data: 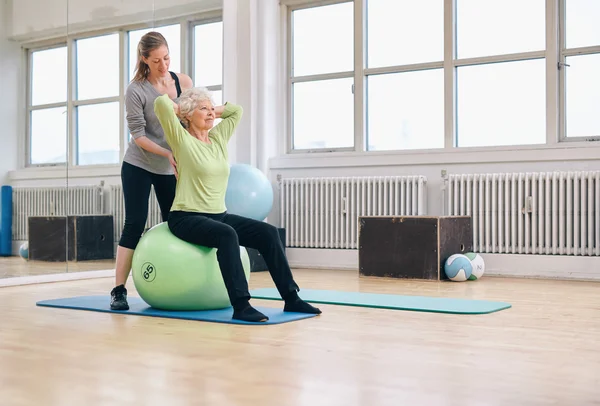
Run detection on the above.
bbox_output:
[444,254,473,282]
[19,241,29,260]
[225,163,273,221]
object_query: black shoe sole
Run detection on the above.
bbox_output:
[110,303,130,311]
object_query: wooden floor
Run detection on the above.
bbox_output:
[1,262,599,405]
[0,257,114,278]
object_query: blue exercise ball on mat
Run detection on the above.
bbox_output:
[225,164,273,221]
[131,222,251,311]
[444,254,473,282]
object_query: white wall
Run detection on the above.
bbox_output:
[0,0,20,185]
[9,0,221,41]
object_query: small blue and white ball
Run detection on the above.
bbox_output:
[444,253,473,282]
[465,252,485,280]
[19,241,29,260]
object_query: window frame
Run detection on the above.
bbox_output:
[557,0,600,143]
[26,42,68,167]
[190,17,224,96]
[286,0,356,154]
[23,12,223,169]
[284,0,600,155]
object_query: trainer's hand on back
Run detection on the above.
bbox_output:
[167,151,178,180]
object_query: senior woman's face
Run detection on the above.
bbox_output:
[191,100,215,130]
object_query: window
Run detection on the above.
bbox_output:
[562,0,600,139]
[193,21,223,108]
[456,59,546,147]
[290,2,354,150]
[28,46,68,165]
[288,0,599,154]
[367,0,443,68]
[455,0,546,147]
[455,0,545,59]
[366,0,444,151]
[367,69,444,151]
[26,15,222,168]
[75,33,120,165]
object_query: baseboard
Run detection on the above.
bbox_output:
[285,248,600,281]
[2,249,598,287]
[0,269,115,288]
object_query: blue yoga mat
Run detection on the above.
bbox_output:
[249,288,511,315]
[36,296,318,325]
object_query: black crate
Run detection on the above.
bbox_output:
[28,215,114,262]
[358,216,473,280]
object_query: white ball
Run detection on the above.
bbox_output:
[465,252,485,280]
[444,254,473,282]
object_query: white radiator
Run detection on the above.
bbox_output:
[280,175,428,249]
[109,185,164,242]
[12,185,104,240]
[447,171,600,256]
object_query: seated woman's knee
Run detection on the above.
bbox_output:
[259,223,280,242]
[218,224,240,246]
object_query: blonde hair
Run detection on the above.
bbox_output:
[177,87,215,128]
[132,31,169,82]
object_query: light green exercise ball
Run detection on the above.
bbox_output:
[131,222,251,311]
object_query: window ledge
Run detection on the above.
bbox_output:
[8,164,121,183]
[269,142,600,170]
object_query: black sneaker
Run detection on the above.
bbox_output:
[110,284,129,310]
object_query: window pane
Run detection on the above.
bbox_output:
[212,90,222,106]
[456,0,545,59]
[76,34,119,100]
[566,0,600,48]
[293,78,354,149]
[367,70,444,151]
[31,47,67,106]
[457,59,546,147]
[194,22,223,87]
[128,24,181,81]
[292,3,353,77]
[367,0,443,68]
[77,102,120,165]
[30,107,67,164]
[565,53,600,138]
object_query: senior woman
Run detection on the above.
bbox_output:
[152,88,321,322]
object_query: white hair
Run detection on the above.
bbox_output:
[176,87,215,128]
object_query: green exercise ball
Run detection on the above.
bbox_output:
[131,222,251,311]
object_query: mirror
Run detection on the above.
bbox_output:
[63,0,163,298]
[0,0,70,280]
[1,0,224,284]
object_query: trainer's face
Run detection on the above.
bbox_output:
[144,45,171,77]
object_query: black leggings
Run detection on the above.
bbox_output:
[168,210,299,304]
[119,161,177,250]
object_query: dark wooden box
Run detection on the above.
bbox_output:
[247,228,286,272]
[358,216,473,280]
[28,215,114,262]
